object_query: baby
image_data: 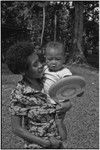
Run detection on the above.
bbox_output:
[43,41,72,104]
[43,41,72,147]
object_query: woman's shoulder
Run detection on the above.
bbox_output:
[10,80,39,106]
[11,80,24,93]
[10,80,25,100]
[12,79,36,93]
[11,79,35,99]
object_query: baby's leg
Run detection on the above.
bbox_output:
[55,100,72,143]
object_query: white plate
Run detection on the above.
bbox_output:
[49,75,86,102]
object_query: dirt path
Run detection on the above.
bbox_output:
[2,65,99,149]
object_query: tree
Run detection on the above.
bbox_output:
[68,1,87,64]
[1,1,31,61]
[83,1,99,56]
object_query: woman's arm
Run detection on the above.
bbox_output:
[11,115,50,148]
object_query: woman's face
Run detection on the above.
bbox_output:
[25,53,43,79]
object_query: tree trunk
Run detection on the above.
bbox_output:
[54,11,57,42]
[41,6,45,46]
[69,1,87,64]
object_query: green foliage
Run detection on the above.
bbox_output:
[1,1,99,62]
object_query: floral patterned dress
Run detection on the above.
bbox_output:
[9,79,61,149]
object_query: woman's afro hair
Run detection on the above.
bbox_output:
[6,41,35,74]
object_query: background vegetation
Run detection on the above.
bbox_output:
[1,1,99,68]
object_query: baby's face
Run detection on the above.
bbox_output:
[46,48,65,72]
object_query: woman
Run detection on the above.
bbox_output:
[6,41,66,149]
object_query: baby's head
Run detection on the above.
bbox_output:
[45,41,65,72]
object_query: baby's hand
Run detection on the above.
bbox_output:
[56,100,72,120]
[56,100,72,112]
[60,100,72,111]
[56,101,71,119]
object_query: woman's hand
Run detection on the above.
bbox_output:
[61,141,68,148]
[48,137,62,148]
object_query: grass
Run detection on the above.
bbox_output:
[2,63,99,149]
